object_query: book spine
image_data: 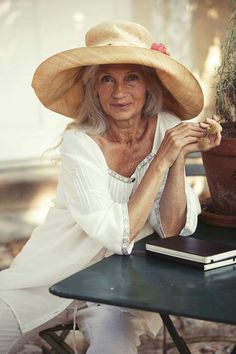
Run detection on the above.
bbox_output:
[146,251,205,270]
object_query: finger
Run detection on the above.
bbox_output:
[212,114,222,122]
[200,119,222,134]
[178,127,207,139]
[179,122,206,132]
[171,123,206,140]
[215,134,222,145]
[199,122,209,129]
[181,136,200,146]
[200,117,220,126]
[206,117,217,124]
[191,123,207,132]
[206,117,222,128]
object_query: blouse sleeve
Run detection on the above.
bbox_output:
[148,180,201,238]
[58,130,134,255]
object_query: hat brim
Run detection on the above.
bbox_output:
[32,46,204,120]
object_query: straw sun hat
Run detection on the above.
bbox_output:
[32,20,203,120]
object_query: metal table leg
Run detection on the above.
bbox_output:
[160,314,192,354]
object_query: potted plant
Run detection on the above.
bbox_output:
[200,4,236,227]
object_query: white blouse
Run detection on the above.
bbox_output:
[0,112,201,335]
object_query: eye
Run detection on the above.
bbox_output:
[100,75,114,83]
[125,74,140,82]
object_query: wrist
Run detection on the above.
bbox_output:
[174,152,186,167]
[151,156,169,174]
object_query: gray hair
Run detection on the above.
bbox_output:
[72,64,163,135]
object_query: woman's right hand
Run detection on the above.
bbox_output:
[155,122,206,169]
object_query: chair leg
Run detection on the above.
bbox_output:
[40,330,74,354]
[39,324,79,354]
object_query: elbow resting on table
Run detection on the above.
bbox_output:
[127,221,138,243]
[160,218,186,238]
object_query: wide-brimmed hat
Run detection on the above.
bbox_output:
[32,20,203,120]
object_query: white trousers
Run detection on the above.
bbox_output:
[0,299,72,354]
[0,300,140,354]
[76,304,139,354]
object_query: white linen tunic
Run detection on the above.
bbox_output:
[0,112,201,336]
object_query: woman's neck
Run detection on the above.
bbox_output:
[105,117,149,145]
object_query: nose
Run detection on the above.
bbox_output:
[112,82,126,99]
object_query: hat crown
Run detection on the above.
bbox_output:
[85,21,153,48]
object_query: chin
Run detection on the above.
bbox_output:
[108,111,139,121]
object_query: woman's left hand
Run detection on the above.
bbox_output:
[198,115,222,151]
[182,114,222,156]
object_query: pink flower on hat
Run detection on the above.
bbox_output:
[151,42,170,55]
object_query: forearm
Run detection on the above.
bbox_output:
[127,121,207,243]
[160,154,187,237]
[128,158,167,242]
[157,117,222,237]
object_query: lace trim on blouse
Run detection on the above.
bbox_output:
[154,203,166,238]
[108,170,134,183]
[121,204,130,255]
[179,184,200,236]
[108,153,155,182]
[136,153,155,170]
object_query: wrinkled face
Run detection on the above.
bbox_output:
[95,64,147,122]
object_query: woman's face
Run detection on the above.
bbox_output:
[95,64,147,123]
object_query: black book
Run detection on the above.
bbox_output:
[145,236,236,271]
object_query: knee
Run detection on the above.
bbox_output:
[92,329,137,353]
[78,306,138,354]
[88,336,137,354]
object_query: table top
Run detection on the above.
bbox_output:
[50,221,236,325]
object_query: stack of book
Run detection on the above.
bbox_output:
[146,236,236,271]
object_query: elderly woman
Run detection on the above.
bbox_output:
[0,21,221,354]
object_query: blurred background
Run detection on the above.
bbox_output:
[0,0,232,262]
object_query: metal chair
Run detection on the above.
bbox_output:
[39,323,80,354]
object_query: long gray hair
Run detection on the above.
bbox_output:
[69,64,163,135]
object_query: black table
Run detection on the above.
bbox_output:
[50,221,236,354]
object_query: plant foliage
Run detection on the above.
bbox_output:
[215,3,236,125]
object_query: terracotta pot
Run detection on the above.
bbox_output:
[201,136,236,215]
[199,198,236,228]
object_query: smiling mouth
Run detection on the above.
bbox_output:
[111,103,131,109]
